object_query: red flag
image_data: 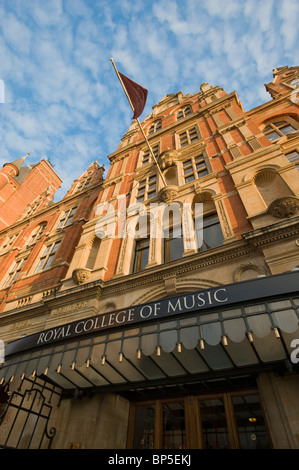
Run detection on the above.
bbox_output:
[119,72,148,120]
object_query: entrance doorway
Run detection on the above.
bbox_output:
[127,390,271,449]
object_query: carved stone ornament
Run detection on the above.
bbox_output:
[268,197,299,218]
[72,268,91,285]
[159,185,179,204]
[158,149,178,170]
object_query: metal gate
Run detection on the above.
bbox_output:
[0,379,59,449]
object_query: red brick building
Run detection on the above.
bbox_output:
[0,66,299,450]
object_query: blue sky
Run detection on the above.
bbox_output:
[0,0,298,200]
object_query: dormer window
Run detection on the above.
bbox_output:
[177,106,192,120]
[148,120,162,135]
[27,223,47,246]
[77,177,92,192]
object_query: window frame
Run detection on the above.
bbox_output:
[133,237,150,273]
[285,149,299,171]
[77,177,92,192]
[136,175,158,203]
[148,120,162,135]
[58,206,77,229]
[141,144,159,166]
[178,126,200,148]
[183,154,209,184]
[195,211,224,252]
[2,256,29,288]
[35,240,62,273]
[262,119,297,142]
[177,106,192,120]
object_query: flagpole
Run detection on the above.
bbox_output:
[110,58,166,187]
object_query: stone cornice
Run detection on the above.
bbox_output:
[242,216,299,248]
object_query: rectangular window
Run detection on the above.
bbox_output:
[285,150,299,163]
[179,126,200,147]
[35,241,61,272]
[164,227,184,262]
[77,177,91,192]
[183,155,208,184]
[136,176,157,202]
[133,239,150,272]
[58,207,77,228]
[3,257,28,287]
[196,214,224,251]
[142,145,159,165]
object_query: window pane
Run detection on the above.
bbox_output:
[197,215,223,251]
[285,150,299,162]
[279,124,296,135]
[196,161,206,170]
[185,174,195,183]
[44,253,54,270]
[265,131,280,141]
[200,398,230,449]
[163,402,185,450]
[133,405,155,449]
[36,258,45,272]
[53,241,61,253]
[133,239,149,272]
[197,169,208,178]
[156,121,162,131]
[232,394,271,449]
[164,230,184,262]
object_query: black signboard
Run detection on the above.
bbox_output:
[4,270,299,357]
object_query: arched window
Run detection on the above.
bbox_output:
[27,223,47,246]
[148,120,162,135]
[262,119,297,142]
[177,106,192,120]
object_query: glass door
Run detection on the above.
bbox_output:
[128,390,271,449]
[230,393,271,449]
[162,401,185,449]
[198,397,231,449]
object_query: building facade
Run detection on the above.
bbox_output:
[0,65,299,449]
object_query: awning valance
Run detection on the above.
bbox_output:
[1,295,298,392]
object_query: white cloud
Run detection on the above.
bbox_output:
[0,0,297,201]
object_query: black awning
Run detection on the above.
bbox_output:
[1,294,298,392]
